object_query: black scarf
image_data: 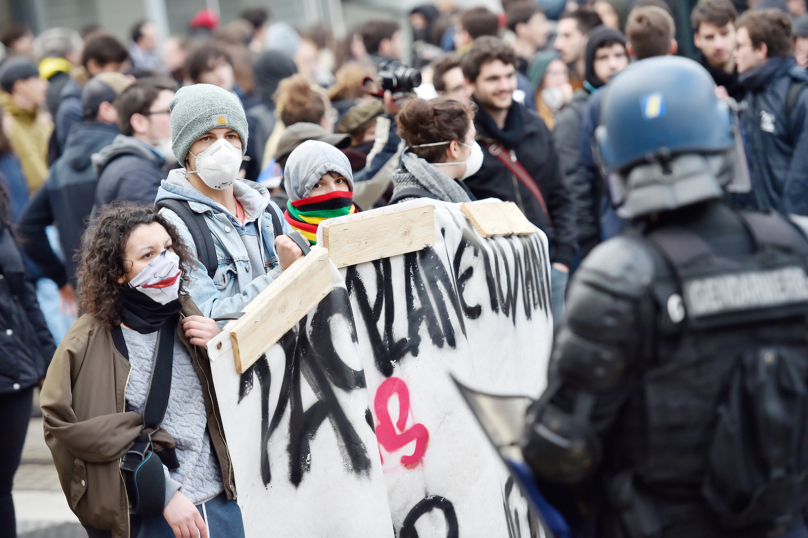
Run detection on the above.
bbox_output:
[739,56,792,93]
[119,286,182,334]
[472,95,525,150]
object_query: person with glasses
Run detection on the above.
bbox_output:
[93,78,179,211]
[19,73,131,310]
[432,52,472,105]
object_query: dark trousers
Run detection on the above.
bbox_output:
[0,386,34,538]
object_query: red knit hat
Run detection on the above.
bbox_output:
[190,8,219,30]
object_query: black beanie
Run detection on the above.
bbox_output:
[584,26,628,91]
[0,58,40,93]
[252,50,298,101]
[795,14,808,37]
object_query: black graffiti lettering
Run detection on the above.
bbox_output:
[520,236,551,316]
[491,240,523,321]
[399,495,459,538]
[503,476,541,538]
[405,251,441,351]
[238,290,371,488]
[453,232,483,320]
[308,287,367,392]
[457,229,500,315]
[347,258,419,377]
[239,356,273,485]
[420,245,466,343]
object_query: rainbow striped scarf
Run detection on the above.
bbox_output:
[284,190,356,245]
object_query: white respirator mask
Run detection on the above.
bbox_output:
[187,138,243,190]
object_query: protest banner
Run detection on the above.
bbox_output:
[207,199,553,537]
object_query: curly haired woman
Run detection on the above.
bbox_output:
[40,203,244,538]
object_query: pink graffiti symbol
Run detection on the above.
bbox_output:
[374,377,429,468]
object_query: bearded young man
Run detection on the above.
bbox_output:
[692,0,744,100]
[461,36,576,323]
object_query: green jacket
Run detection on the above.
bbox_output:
[40,298,236,538]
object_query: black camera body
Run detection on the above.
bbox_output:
[377,60,422,93]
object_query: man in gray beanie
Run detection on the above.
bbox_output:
[155,82,303,320]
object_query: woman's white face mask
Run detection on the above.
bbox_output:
[414,140,484,180]
[188,138,243,190]
[128,249,182,304]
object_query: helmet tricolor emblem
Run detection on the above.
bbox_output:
[641,93,666,120]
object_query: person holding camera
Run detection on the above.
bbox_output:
[153,83,302,319]
[40,203,242,538]
[390,97,479,204]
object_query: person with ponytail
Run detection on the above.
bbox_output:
[390,97,482,205]
[40,203,244,538]
[282,139,357,245]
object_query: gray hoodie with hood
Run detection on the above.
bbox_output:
[283,140,354,202]
[93,134,168,209]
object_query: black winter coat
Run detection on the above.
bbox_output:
[552,89,600,255]
[467,99,577,268]
[19,122,119,287]
[0,220,56,395]
[93,134,167,209]
[738,57,808,215]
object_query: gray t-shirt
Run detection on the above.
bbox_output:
[122,327,223,505]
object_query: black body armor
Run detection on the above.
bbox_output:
[522,203,808,538]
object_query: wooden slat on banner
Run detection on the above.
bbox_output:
[320,205,435,267]
[229,248,332,373]
[461,202,536,237]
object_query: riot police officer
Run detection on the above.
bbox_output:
[520,56,808,538]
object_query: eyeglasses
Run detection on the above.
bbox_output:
[142,109,170,116]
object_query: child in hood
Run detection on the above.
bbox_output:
[283,140,358,244]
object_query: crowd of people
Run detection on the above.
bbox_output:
[0,0,806,535]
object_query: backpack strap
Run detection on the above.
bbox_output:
[786,81,806,120]
[388,187,439,205]
[740,211,808,257]
[646,227,714,267]
[111,325,129,361]
[265,202,283,237]
[156,199,217,279]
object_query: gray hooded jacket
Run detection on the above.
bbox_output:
[93,134,167,208]
[283,140,354,202]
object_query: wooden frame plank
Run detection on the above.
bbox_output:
[461,202,536,237]
[230,248,333,373]
[320,205,435,267]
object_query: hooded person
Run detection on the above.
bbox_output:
[552,25,628,259]
[154,83,302,319]
[244,50,298,181]
[282,140,358,245]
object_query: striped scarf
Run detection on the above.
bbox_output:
[284,190,356,244]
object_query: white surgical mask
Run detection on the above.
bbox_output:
[187,138,243,190]
[152,138,178,167]
[128,249,182,305]
[412,140,484,180]
[541,86,566,113]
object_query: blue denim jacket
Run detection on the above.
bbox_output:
[155,169,292,318]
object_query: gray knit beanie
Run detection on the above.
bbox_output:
[169,83,249,166]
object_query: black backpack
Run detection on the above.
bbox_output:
[645,212,808,531]
[155,198,284,279]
